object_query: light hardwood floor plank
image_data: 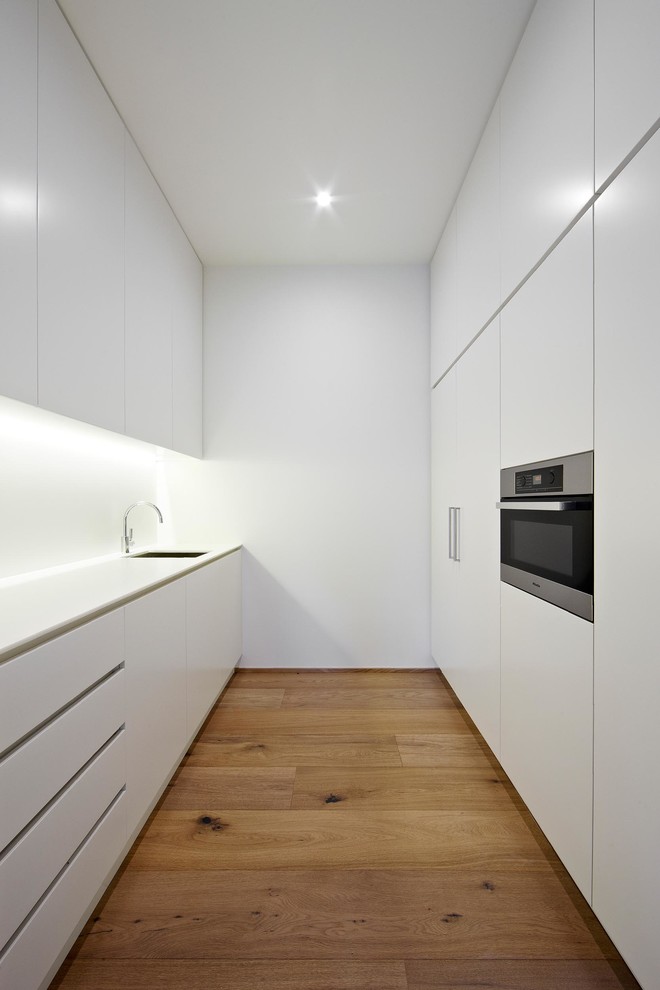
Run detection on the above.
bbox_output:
[281,687,455,709]
[231,669,443,689]
[290,767,513,811]
[217,688,286,708]
[187,734,403,767]
[405,959,639,989]
[51,959,409,990]
[397,734,494,768]
[72,869,611,961]
[207,708,470,736]
[128,809,552,872]
[162,767,296,810]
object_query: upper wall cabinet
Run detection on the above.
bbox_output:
[595,0,660,187]
[125,136,203,455]
[0,0,38,407]
[170,207,203,458]
[37,0,125,435]
[500,209,593,469]
[456,100,500,356]
[500,0,594,301]
[125,135,175,450]
[430,206,457,385]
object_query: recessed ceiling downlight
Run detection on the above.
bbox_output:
[315,190,333,208]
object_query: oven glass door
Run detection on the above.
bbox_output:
[500,496,593,595]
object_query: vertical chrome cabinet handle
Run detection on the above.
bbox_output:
[448,506,454,559]
[454,507,461,562]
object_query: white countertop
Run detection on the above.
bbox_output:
[0,545,241,664]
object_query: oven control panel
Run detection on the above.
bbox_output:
[515,464,563,493]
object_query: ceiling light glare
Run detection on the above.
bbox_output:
[315,190,333,209]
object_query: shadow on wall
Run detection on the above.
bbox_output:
[240,550,358,669]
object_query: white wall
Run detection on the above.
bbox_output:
[200,265,431,668]
[0,395,170,579]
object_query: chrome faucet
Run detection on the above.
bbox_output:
[122,501,163,554]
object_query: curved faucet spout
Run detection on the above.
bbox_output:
[122,501,163,554]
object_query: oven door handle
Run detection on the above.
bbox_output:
[496,501,585,511]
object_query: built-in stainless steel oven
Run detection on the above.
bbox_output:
[498,451,593,621]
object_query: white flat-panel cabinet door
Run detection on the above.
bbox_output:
[501,583,593,900]
[456,102,500,355]
[186,552,242,739]
[125,135,174,449]
[124,581,187,839]
[170,216,203,458]
[453,324,501,757]
[500,0,594,299]
[430,207,457,384]
[430,372,458,670]
[37,0,124,434]
[593,128,660,990]
[595,0,660,187]
[500,209,593,469]
[0,0,37,405]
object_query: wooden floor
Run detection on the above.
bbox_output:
[51,669,641,990]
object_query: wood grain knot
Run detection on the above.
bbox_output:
[197,815,226,831]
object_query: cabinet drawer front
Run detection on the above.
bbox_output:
[0,669,124,851]
[0,730,125,950]
[0,609,124,755]
[0,792,126,990]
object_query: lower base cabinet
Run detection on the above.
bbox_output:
[186,552,242,739]
[125,580,188,840]
[0,795,126,990]
[0,549,242,990]
[500,583,593,901]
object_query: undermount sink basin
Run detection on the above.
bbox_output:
[130,551,207,558]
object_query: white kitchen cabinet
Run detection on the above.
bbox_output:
[0,731,125,950]
[125,134,203,456]
[500,209,593,469]
[37,0,125,434]
[0,609,124,755]
[125,134,175,450]
[500,0,594,300]
[0,794,126,990]
[430,206,457,384]
[0,0,38,406]
[124,580,187,839]
[170,215,203,458]
[430,371,458,681]
[595,0,660,188]
[0,607,126,990]
[456,101,500,354]
[0,669,124,852]
[186,552,242,739]
[431,326,501,757]
[501,583,593,901]
[592,128,660,990]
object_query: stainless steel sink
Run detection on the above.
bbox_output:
[130,551,207,558]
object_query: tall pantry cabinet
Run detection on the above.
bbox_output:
[431,0,660,985]
[431,327,501,757]
[592,128,660,990]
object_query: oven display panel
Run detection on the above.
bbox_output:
[515,465,563,493]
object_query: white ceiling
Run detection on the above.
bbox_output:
[58,0,535,266]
